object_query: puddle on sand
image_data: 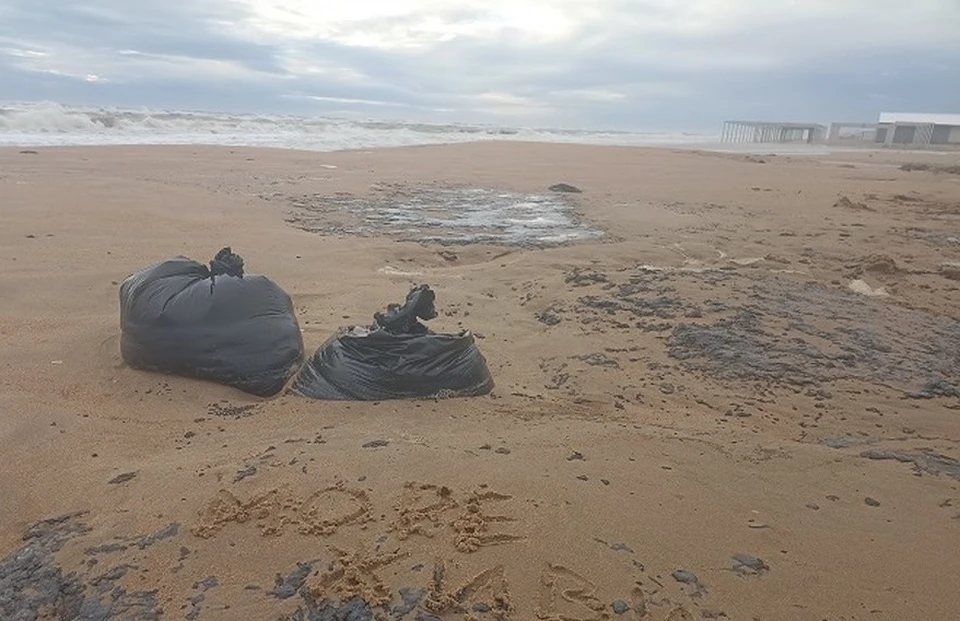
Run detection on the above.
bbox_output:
[285,184,603,246]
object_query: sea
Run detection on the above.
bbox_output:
[0,101,717,151]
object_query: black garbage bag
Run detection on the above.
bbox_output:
[292,285,494,400]
[119,247,304,397]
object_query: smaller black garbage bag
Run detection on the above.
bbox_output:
[292,285,494,400]
[119,247,304,397]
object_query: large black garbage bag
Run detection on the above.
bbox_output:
[292,285,494,400]
[119,248,304,397]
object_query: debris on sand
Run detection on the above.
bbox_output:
[574,353,621,369]
[108,471,138,485]
[565,267,609,287]
[822,436,880,449]
[852,254,900,276]
[906,379,960,399]
[0,513,162,620]
[437,250,458,262]
[900,163,960,175]
[732,554,769,576]
[833,196,875,212]
[536,303,565,326]
[939,262,960,281]
[289,594,377,620]
[234,465,258,482]
[0,514,88,620]
[848,279,888,297]
[560,265,960,396]
[270,562,316,599]
[860,449,960,481]
[671,569,707,596]
[549,183,583,193]
[136,522,180,549]
[207,402,262,419]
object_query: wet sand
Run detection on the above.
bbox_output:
[1,142,959,620]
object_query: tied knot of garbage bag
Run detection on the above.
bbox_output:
[209,247,245,278]
[373,284,437,334]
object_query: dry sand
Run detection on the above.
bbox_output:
[1,142,959,620]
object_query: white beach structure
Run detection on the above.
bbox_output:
[720,121,827,144]
[827,112,960,147]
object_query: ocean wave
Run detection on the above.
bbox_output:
[0,101,717,150]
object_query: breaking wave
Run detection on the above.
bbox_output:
[0,101,716,151]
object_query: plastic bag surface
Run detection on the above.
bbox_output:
[293,285,493,400]
[119,248,304,396]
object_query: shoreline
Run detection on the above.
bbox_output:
[4,138,960,160]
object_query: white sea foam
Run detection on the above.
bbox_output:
[0,101,716,151]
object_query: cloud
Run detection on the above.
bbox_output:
[1,0,958,129]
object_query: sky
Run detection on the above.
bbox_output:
[1,0,958,130]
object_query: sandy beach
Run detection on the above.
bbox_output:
[1,141,959,620]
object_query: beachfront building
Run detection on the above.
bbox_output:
[720,121,827,144]
[825,121,886,144]
[827,113,960,147]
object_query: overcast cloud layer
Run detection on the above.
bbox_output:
[1,0,958,130]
